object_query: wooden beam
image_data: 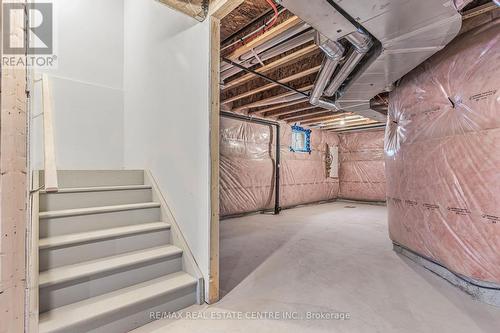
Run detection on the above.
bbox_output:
[233,84,312,112]
[331,123,385,132]
[208,0,245,305]
[300,112,354,125]
[222,44,318,91]
[0,3,28,332]
[462,2,498,19]
[265,103,317,118]
[42,75,59,192]
[320,116,368,128]
[210,0,244,20]
[222,65,320,105]
[209,14,221,305]
[279,108,327,121]
[249,99,306,115]
[227,16,302,60]
[287,110,335,123]
[319,115,364,125]
[323,119,378,130]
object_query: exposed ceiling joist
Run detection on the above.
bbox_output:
[331,123,386,132]
[286,110,335,123]
[222,44,319,91]
[264,102,318,117]
[323,119,378,130]
[319,115,364,125]
[321,117,370,128]
[222,66,320,105]
[249,99,307,115]
[299,113,353,125]
[233,84,313,112]
[278,107,327,121]
[226,16,302,61]
[462,2,498,19]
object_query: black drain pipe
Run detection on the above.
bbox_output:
[221,111,281,215]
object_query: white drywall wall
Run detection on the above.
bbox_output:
[123,0,211,299]
[31,0,125,170]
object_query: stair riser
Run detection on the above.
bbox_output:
[40,189,152,211]
[40,229,171,270]
[40,170,145,188]
[42,285,196,333]
[40,207,161,238]
[40,256,183,313]
[89,289,196,333]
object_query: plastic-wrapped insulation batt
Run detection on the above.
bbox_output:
[339,130,386,202]
[220,117,339,217]
[385,19,500,284]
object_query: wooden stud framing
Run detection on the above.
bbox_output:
[209,0,244,305]
[0,2,28,332]
[222,44,318,91]
[41,75,58,193]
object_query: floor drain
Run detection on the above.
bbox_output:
[344,205,356,209]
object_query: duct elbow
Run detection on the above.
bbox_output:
[309,57,341,107]
[315,33,345,60]
[345,29,373,54]
[316,98,340,111]
[309,34,345,108]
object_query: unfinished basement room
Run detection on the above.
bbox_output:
[0,0,499,332]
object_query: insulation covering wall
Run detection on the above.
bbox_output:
[385,19,500,284]
[339,130,386,202]
[220,117,339,217]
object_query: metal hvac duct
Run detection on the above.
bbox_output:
[323,30,372,97]
[309,33,344,110]
[280,0,462,122]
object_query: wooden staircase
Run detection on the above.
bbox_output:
[34,170,202,333]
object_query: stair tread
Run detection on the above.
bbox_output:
[41,184,152,194]
[39,222,171,250]
[39,202,160,218]
[39,272,196,333]
[39,245,182,288]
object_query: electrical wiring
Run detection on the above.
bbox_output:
[220,4,284,52]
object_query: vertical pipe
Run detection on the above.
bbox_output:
[274,124,281,214]
[220,112,281,214]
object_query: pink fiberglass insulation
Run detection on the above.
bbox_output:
[220,117,339,217]
[339,130,386,202]
[385,19,500,283]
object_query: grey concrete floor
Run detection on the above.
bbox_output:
[134,202,500,333]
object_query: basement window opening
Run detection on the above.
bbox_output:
[290,125,311,153]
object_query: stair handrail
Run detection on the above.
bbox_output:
[40,73,58,192]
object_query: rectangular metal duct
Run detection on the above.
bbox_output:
[280,0,462,123]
